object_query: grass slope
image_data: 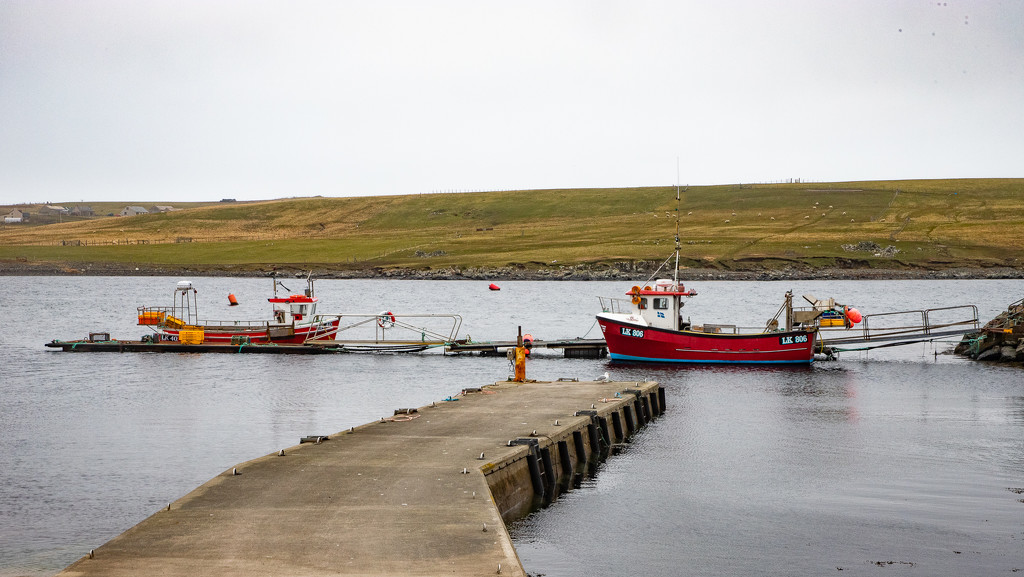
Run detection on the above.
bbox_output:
[1,179,1022,273]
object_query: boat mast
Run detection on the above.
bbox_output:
[674,159,681,288]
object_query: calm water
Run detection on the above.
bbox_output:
[0,277,1021,576]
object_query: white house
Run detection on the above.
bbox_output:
[120,206,149,217]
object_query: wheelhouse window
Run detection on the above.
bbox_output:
[653,297,669,310]
[638,298,648,310]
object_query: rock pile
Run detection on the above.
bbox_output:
[955,298,1024,363]
[841,241,901,257]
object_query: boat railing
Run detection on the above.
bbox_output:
[137,306,285,329]
[598,297,632,315]
[695,324,739,334]
[305,313,463,347]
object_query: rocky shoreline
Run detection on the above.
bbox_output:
[2,259,1023,281]
[955,298,1024,364]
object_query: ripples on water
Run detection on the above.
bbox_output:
[1,277,1021,576]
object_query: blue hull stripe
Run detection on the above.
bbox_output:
[609,352,814,365]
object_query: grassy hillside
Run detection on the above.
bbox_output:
[2,179,1022,274]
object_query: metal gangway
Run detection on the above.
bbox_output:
[304,313,463,353]
[817,304,980,349]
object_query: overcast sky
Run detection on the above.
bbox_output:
[1,1,1021,205]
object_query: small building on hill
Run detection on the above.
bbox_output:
[120,206,149,217]
[4,209,26,223]
[40,205,70,214]
[148,205,177,213]
[71,205,94,216]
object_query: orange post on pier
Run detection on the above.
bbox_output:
[513,326,527,382]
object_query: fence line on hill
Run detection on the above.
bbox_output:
[16,235,288,246]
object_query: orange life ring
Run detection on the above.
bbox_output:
[377,311,396,328]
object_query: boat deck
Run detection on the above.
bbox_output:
[46,340,344,354]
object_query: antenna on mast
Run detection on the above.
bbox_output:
[674,158,681,287]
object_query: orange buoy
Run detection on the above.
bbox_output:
[228,293,239,306]
[845,306,862,324]
[488,283,500,291]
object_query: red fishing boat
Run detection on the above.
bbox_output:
[137,276,339,344]
[594,179,839,364]
[597,281,819,365]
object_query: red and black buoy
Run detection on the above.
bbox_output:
[228,293,239,306]
[488,283,500,291]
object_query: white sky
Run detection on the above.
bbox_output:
[1,1,1021,204]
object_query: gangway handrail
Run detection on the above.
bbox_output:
[306,313,463,345]
[923,305,979,336]
[820,304,978,346]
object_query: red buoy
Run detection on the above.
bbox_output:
[228,293,239,306]
[488,283,500,291]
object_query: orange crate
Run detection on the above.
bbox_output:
[138,311,166,325]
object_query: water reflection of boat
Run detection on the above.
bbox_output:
[137,277,339,344]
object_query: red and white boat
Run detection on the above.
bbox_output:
[138,277,339,344]
[594,178,845,365]
[597,280,818,365]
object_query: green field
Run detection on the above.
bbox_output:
[2,179,1022,274]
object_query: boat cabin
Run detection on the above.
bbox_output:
[627,279,697,331]
[268,294,319,324]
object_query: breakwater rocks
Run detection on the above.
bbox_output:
[955,298,1024,363]
[3,259,1024,281]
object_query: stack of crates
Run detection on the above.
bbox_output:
[179,326,205,345]
[819,311,847,327]
[137,311,165,325]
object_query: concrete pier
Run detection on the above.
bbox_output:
[57,379,663,577]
